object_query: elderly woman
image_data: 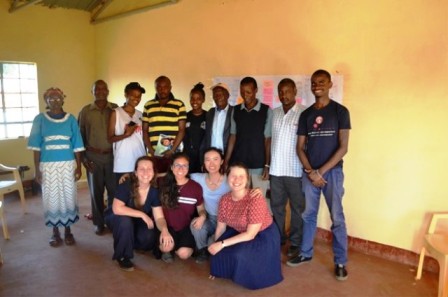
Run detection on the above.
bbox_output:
[28,87,84,247]
[208,162,283,290]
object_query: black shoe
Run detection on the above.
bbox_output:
[117,258,134,271]
[195,248,209,264]
[286,255,312,267]
[335,264,348,281]
[95,225,105,236]
[287,245,300,257]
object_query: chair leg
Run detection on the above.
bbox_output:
[0,206,10,240]
[18,187,27,214]
[416,247,426,280]
[439,257,448,297]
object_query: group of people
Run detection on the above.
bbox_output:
[27,69,351,289]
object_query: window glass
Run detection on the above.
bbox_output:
[0,62,38,139]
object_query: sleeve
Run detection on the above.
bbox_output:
[338,105,351,130]
[178,101,187,121]
[70,115,85,152]
[149,188,161,207]
[247,193,268,225]
[27,114,42,151]
[217,195,228,223]
[77,107,87,145]
[195,183,204,206]
[297,111,307,136]
[141,101,150,123]
[229,108,236,135]
[264,108,273,138]
[115,182,132,205]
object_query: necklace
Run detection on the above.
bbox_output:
[207,174,222,186]
[177,179,189,193]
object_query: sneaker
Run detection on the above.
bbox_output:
[195,248,209,264]
[162,252,174,263]
[335,264,348,281]
[117,258,134,271]
[286,255,312,267]
[287,245,300,257]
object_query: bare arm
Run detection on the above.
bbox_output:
[33,151,42,184]
[163,119,186,157]
[262,137,271,180]
[191,203,207,230]
[74,151,82,181]
[107,110,136,144]
[224,134,236,171]
[208,223,262,255]
[152,206,173,247]
[112,197,154,229]
[142,122,154,155]
[319,129,350,175]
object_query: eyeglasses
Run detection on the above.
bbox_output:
[173,163,188,169]
[47,97,63,102]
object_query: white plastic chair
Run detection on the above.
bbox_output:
[0,164,27,239]
[416,213,448,297]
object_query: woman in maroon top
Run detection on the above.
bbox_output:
[159,152,206,263]
[208,162,283,290]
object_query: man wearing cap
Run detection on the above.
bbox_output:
[78,80,118,235]
[142,76,186,173]
[202,83,233,158]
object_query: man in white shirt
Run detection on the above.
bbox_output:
[270,78,305,257]
[202,83,233,158]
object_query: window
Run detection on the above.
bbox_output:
[0,62,39,140]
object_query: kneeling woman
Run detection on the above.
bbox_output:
[208,162,283,290]
[106,156,173,271]
[159,152,206,263]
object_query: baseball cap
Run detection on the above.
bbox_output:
[125,82,146,94]
[210,82,230,94]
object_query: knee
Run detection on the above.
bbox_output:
[159,241,174,253]
[112,216,133,234]
[176,247,193,260]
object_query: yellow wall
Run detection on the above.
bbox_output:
[94,0,448,252]
[0,2,95,179]
[0,0,447,253]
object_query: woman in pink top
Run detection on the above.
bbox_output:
[208,162,283,290]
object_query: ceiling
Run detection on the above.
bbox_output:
[8,0,179,24]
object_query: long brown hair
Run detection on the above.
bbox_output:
[130,156,158,209]
[160,152,189,209]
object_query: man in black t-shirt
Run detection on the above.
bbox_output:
[287,70,351,282]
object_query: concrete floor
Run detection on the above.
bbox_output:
[0,187,439,297]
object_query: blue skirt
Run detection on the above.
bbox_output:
[210,223,283,290]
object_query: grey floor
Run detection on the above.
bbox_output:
[0,187,439,297]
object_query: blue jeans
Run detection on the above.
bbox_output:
[190,215,217,249]
[301,167,347,265]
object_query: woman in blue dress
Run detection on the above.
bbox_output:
[28,88,84,247]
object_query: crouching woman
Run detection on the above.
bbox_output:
[208,162,283,290]
[106,156,173,271]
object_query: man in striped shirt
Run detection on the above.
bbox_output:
[142,76,187,172]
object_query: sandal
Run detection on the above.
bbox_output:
[49,234,63,247]
[64,233,76,245]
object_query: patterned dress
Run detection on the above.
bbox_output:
[210,191,283,290]
[28,112,85,227]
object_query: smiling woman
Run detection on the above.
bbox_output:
[27,87,85,247]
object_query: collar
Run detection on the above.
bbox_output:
[216,104,230,112]
[89,101,115,111]
[240,99,261,112]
